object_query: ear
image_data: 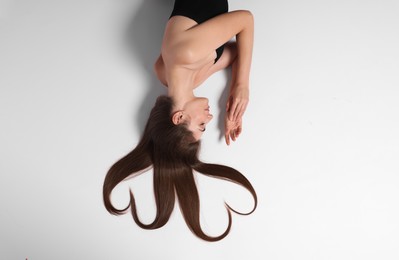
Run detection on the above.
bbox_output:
[171,111,184,125]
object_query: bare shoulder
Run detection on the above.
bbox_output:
[161,17,198,65]
[154,55,167,87]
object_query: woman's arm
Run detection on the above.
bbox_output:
[227,11,253,121]
[222,12,253,145]
[187,11,254,145]
[164,10,254,66]
[163,10,254,145]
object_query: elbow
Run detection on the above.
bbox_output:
[243,10,254,26]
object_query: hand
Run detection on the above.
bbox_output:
[225,116,243,145]
[226,84,249,122]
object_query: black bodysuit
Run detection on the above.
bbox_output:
[170,0,229,63]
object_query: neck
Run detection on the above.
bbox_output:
[168,83,195,111]
[166,66,197,110]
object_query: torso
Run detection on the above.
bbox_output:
[154,0,230,89]
[154,16,218,89]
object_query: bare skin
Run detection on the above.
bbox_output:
[154,11,254,145]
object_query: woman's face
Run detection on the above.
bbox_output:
[182,97,213,140]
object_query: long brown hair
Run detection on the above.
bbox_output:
[103,95,257,241]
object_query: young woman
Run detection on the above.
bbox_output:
[103,0,257,242]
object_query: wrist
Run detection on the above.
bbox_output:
[232,82,249,90]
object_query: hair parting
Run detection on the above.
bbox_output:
[103,95,257,241]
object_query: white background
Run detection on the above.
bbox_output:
[1,0,399,259]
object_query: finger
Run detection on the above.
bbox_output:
[229,100,239,121]
[225,132,230,145]
[234,103,247,121]
[232,101,245,121]
[227,95,234,113]
[236,125,242,137]
[233,103,243,121]
[231,130,236,142]
[237,103,248,119]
